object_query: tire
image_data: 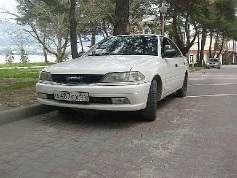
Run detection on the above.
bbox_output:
[140,80,157,121]
[57,107,73,114]
[176,74,188,97]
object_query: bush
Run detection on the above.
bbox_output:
[5,51,14,64]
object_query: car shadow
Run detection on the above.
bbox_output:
[40,93,179,130]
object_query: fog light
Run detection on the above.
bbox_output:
[112,98,130,104]
[38,93,48,99]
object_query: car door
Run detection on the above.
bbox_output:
[167,38,186,86]
[161,37,185,94]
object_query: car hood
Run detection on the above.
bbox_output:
[45,55,153,74]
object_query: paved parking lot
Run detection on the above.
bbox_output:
[0,66,237,178]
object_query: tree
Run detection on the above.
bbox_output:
[16,0,70,63]
[5,51,14,64]
[11,0,237,63]
[193,0,237,65]
[77,0,115,47]
[113,0,129,35]
[164,0,206,56]
[20,48,29,64]
[11,28,31,64]
[69,0,79,58]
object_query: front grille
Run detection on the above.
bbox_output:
[52,74,104,84]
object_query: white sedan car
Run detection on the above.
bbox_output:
[36,34,189,121]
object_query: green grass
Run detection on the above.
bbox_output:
[0,81,37,91]
[0,62,53,91]
[0,68,41,79]
[0,62,55,68]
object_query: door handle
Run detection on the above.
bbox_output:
[175,64,178,67]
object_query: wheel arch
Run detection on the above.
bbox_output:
[153,75,163,101]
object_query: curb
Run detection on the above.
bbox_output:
[0,104,56,125]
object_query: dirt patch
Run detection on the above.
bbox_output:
[0,78,38,111]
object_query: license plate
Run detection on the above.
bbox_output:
[54,91,89,102]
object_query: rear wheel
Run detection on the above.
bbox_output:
[140,80,157,121]
[176,74,188,97]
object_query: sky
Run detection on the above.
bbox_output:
[0,0,27,55]
[0,0,17,21]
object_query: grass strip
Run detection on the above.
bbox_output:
[0,81,37,91]
[0,68,41,79]
[0,62,55,68]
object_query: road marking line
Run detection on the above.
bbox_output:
[186,94,237,98]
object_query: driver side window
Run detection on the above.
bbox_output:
[161,37,182,57]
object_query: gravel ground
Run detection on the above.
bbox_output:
[0,78,38,111]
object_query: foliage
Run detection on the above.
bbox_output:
[13,0,237,62]
[77,0,116,46]
[5,51,14,64]
[16,0,70,63]
[20,48,29,64]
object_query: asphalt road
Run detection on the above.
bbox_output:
[0,65,237,178]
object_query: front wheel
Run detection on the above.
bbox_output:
[140,80,157,121]
[176,74,188,97]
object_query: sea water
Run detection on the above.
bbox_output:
[0,54,57,64]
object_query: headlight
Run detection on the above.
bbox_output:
[39,71,52,82]
[101,71,145,83]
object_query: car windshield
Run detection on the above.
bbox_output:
[86,35,158,56]
[209,58,219,62]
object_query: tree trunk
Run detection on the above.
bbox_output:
[78,33,84,52]
[200,25,207,66]
[209,31,213,58]
[197,31,200,64]
[43,47,48,63]
[42,36,48,63]
[113,0,129,35]
[69,0,79,59]
[91,22,96,46]
[102,18,109,37]
[214,32,219,57]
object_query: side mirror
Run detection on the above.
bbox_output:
[78,51,85,57]
[164,49,177,58]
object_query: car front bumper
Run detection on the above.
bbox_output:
[36,82,151,111]
[206,63,220,68]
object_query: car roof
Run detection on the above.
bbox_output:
[115,34,161,37]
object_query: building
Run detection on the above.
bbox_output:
[188,37,237,65]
